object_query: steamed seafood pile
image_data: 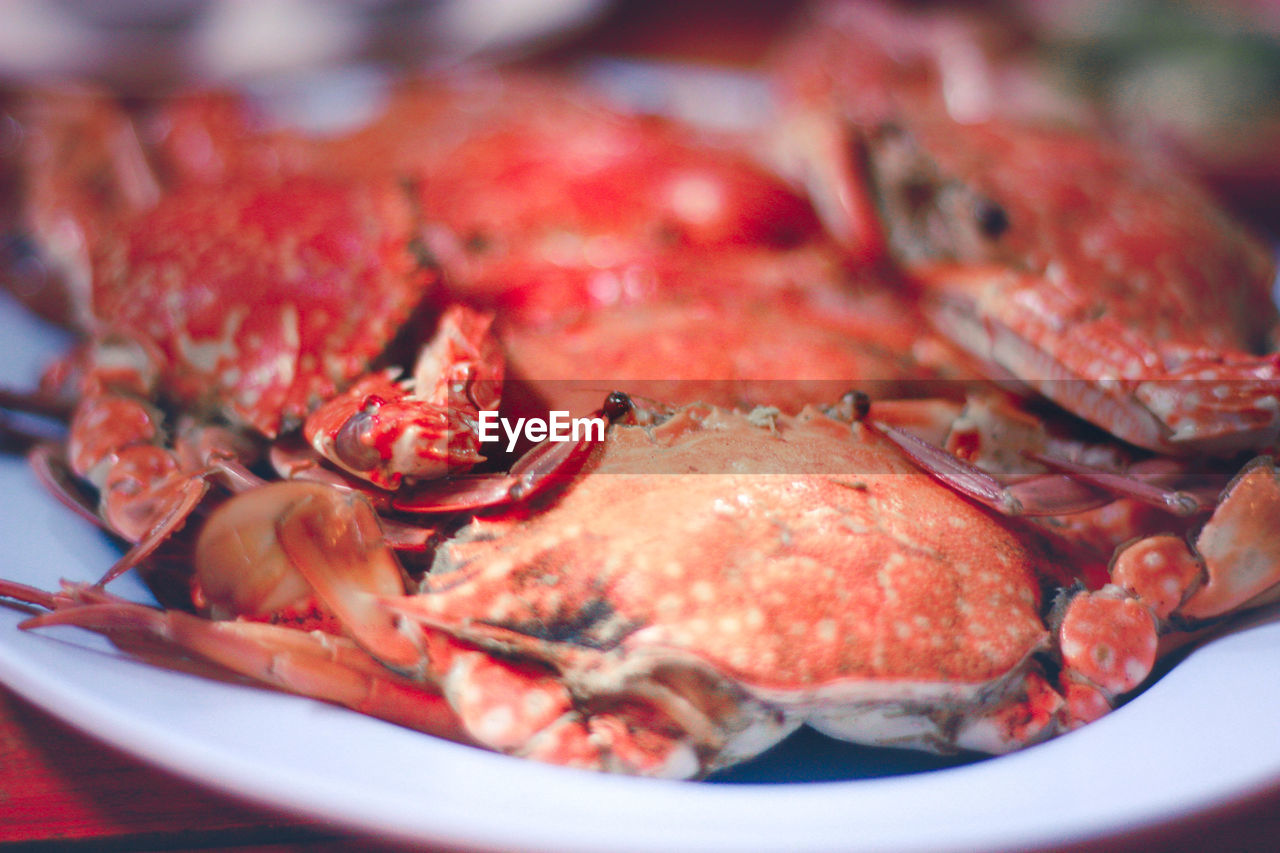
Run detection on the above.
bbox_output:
[1,0,1279,779]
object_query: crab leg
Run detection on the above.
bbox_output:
[27,443,106,529]
[858,394,1210,516]
[862,394,1280,725]
[89,439,266,588]
[269,485,424,670]
[23,369,266,589]
[873,420,1112,516]
[189,481,423,667]
[1118,459,1280,622]
[873,420,1206,517]
[877,411,1280,627]
[3,582,469,743]
[770,109,889,265]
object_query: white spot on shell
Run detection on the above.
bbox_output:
[523,689,554,719]
[656,594,684,615]
[473,705,516,744]
[717,615,742,635]
[667,172,724,226]
[691,581,715,603]
[1124,657,1149,685]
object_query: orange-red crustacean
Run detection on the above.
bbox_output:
[772,0,1280,456]
[3,84,517,579]
[8,394,1280,777]
[762,0,1280,728]
[0,72,861,595]
[1,35,1279,779]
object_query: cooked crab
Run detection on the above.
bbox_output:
[771,0,1280,455]
[10,397,1279,777]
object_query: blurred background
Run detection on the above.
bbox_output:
[0,0,1276,225]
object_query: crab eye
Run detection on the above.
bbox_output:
[843,390,872,421]
[334,410,382,472]
[602,390,632,422]
[974,197,1009,238]
[826,390,871,423]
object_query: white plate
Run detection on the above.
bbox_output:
[2,288,1280,853]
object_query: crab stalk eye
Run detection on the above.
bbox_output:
[828,390,872,422]
[602,391,632,422]
[848,390,871,421]
[334,409,382,472]
[974,198,1009,238]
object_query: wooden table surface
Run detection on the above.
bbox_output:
[0,686,413,852]
[1,681,1278,853]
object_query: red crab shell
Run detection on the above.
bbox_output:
[392,403,1055,772]
[404,79,823,326]
[87,175,430,437]
[864,116,1278,356]
[774,1,1277,353]
[144,73,823,325]
[772,1,1280,454]
[21,74,825,334]
[498,245,980,416]
[865,115,1280,454]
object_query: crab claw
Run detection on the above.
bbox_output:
[1120,458,1280,623]
[1054,588,1159,727]
[1053,456,1280,724]
[393,390,632,514]
[304,305,504,490]
[410,639,704,777]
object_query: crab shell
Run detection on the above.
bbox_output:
[83,174,430,438]
[862,115,1277,359]
[875,117,1279,454]
[772,1,1280,454]
[498,243,983,419]
[389,404,1061,777]
[86,74,821,329]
